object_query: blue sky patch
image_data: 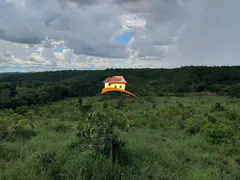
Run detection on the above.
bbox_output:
[113,32,132,45]
[54,47,64,52]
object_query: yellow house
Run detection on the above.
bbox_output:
[101,76,136,97]
[103,76,127,90]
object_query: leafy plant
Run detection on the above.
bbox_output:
[211,102,226,112]
[184,116,205,135]
[226,111,239,121]
[0,117,36,141]
[76,107,134,174]
[80,103,92,115]
[202,122,233,144]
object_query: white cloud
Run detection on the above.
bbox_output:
[0,0,239,72]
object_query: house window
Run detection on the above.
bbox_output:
[114,85,117,88]
[119,85,122,88]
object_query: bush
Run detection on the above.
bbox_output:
[202,122,234,144]
[158,105,195,122]
[35,149,61,179]
[76,108,133,159]
[78,97,83,106]
[211,102,226,112]
[184,116,205,135]
[15,106,29,115]
[139,111,159,128]
[116,99,126,109]
[226,111,239,121]
[35,149,57,165]
[0,118,36,141]
[228,84,240,98]
[76,107,134,177]
[51,123,70,133]
[157,91,165,96]
[8,123,37,140]
[80,103,92,115]
[103,102,108,109]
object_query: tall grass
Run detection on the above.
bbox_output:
[0,96,239,180]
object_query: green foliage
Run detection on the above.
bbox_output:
[7,120,37,140]
[0,117,36,141]
[35,149,57,166]
[0,89,11,107]
[34,148,62,179]
[201,114,239,144]
[78,96,83,106]
[103,102,108,109]
[0,66,240,109]
[51,123,70,133]
[184,117,206,135]
[202,122,234,144]
[211,102,226,112]
[76,108,133,157]
[15,106,29,115]
[158,104,195,122]
[116,99,126,109]
[80,102,92,116]
[226,111,239,121]
[228,83,240,98]
[136,111,159,128]
[0,95,240,180]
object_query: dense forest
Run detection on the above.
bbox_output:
[0,66,239,109]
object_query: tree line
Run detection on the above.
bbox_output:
[0,66,239,109]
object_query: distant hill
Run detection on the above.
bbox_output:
[0,66,239,109]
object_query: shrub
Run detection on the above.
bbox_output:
[159,105,195,122]
[228,84,240,98]
[52,123,70,133]
[78,97,83,106]
[157,91,165,96]
[80,103,92,115]
[0,123,8,140]
[226,111,239,121]
[76,107,134,174]
[76,109,132,155]
[184,117,205,135]
[0,118,36,141]
[8,123,37,140]
[202,122,234,144]
[35,149,57,165]
[15,106,29,115]
[207,115,218,123]
[139,111,159,128]
[211,102,226,112]
[35,149,61,179]
[152,103,156,109]
[116,99,126,109]
[103,102,108,109]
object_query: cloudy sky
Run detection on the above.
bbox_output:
[0,0,239,72]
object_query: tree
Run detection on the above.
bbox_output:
[76,107,133,175]
[0,89,11,108]
[229,84,240,98]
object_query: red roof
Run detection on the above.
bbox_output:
[103,77,112,83]
[103,76,127,84]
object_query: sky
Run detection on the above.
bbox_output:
[0,0,239,72]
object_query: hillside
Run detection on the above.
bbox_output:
[0,96,239,179]
[0,66,239,109]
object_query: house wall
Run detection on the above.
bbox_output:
[105,83,126,90]
[104,83,111,88]
[109,83,125,90]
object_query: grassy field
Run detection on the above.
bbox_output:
[0,96,240,180]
